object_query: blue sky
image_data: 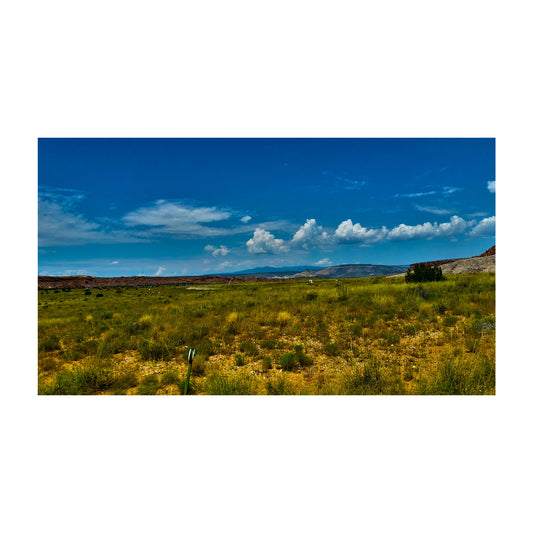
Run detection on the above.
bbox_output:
[38,138,495,276]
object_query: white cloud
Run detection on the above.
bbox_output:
[241,215,252,223]
[335,216,472,244]
[39,191,144,247]
[246,228,289,254]
[394,191,438,198]
[394,186,462,199]
[334,220,388,243]
[122,200,234,237]
[291,219,330,249]
[469,216,495,237]
[315,258,332,266]
[247,214,490,256]
[110,261,119,264]
[414,204,453,215]
[487,181,496,193]
[442,186,462,195]
[387,216,470,241]
[155,266,166,276]
[205,244,230,256]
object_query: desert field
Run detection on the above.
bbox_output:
[37,273,495,395]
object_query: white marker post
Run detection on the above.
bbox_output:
[184,348,196,395]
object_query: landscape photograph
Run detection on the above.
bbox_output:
[38,138,495,395]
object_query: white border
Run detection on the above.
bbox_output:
[2,2,531,532]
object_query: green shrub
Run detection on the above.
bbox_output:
[350,323,363,336]
[205,374,253,395]
[261,339,278,349]
[80,339,98,356]
[137,374,160,395]
[192,354,208,375]
[40,366,114,395]
[234,353,246,367]
[111,371,139,394]
[39,334,61,352]
[280,352,297,371]
[443,316,458,327]
[62,350,82,362]
[280,349,313,370]
[266,375,294,395]
[418,353,495,395]
[404,324,418,336]
[381,333,400,347]
[240,340,259,357]
[344,357,404,395]
[324,343,340,356]
[161,370,179,386]
[137,339,170,361]
[261,357,273,371]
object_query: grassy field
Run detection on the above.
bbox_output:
[37,273,495,395]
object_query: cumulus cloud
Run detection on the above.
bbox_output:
[155,266,166,276]
[334,220,388,243]
[334,216,474,244]
[205,244,230,256]
[487,181,496,193]
[315,258,332,266]
[246,214,493,255]
[246,228,290,254]
[291,219,330,249]
[387,216,470,241]
[469,216,495,237]
[241,215,252,223]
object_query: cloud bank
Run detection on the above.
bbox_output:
[246,215,495,254]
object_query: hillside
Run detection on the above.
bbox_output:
[281,263,408,279]
[410,245,496,275]
[440,254,495,274]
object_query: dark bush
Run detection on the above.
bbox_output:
[280,348,313,371]
[405,264,444,283]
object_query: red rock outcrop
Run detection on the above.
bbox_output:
[38,275,269,289]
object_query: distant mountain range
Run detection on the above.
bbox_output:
[38,246,495,289]
[228,265,322,276]
[222,263,409,279]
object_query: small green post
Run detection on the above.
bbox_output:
[184,348,196,395]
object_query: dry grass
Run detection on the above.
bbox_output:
[38,273,495,395]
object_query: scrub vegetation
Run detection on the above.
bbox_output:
[38,273,495,395]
